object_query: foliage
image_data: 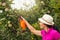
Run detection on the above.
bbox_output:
[0,0,60,40]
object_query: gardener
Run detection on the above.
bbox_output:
[21,14,60,40]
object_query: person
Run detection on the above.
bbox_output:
[20,14,60,40]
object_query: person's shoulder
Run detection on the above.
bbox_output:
[51,29,60,36]
[51,29,59,34]
[51,30,60,39]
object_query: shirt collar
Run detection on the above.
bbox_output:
[45,28,53,34]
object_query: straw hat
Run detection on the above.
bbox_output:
[38,14,54,25]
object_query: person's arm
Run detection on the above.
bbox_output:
[21,16,41,36]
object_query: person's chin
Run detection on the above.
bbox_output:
[40,27,44,29]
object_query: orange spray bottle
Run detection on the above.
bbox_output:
[19,16,26,32]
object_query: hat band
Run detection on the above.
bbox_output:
[42,18,52,25]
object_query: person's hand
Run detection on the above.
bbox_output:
[20,16,27,23]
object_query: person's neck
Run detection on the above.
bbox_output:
[44,27,50,32]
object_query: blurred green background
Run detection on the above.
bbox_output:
[0,0,60,40]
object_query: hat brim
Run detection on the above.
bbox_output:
[38,18,54,25]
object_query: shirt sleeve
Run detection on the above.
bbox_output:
[41,30,46,37]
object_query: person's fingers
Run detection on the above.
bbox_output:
[20,16,26,21]
[20,16,24,19]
